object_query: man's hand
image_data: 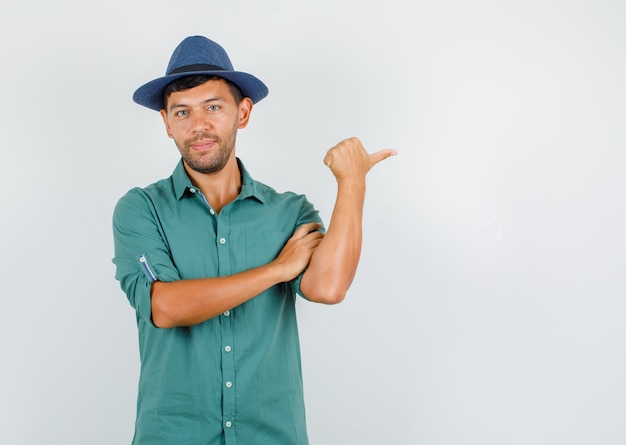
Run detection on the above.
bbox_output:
[323,137,397,181]
[272,222,324,282]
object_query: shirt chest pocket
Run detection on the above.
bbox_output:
[244,231,290,269]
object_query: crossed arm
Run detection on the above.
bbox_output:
[151,138,396,328]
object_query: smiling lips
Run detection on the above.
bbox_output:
[189,138,217,151]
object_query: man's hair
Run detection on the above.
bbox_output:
[162,75,243,110]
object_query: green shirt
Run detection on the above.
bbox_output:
[112,158,322,445]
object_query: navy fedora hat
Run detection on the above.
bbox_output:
[133,36,269,111]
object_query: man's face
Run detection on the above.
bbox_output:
[160,78,252,175]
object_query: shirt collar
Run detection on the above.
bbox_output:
[172,158,265,204]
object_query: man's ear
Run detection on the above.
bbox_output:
[160,109,173,138]
[238,98,253,129]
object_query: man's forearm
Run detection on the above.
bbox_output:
[151,263,284,328]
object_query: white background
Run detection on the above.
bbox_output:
[2,1,625,444]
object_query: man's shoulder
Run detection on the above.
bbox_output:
[239,158,312,206]
[115,175,176,211]
[251,179,310,205]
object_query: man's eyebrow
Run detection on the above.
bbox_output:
[169,96,226,111]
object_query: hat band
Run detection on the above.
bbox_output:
[169,63,225,75]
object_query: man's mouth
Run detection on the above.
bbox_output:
[189,139,216,151]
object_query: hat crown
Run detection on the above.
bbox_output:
[166,36,234,75]
[133,35,268,110]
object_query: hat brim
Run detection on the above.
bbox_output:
[133,70,269,111]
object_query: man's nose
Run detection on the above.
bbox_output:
[191,111,212,131]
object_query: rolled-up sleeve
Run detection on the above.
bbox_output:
[112,187,181,325]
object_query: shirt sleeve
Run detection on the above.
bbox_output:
[112,187,181,326]
[289,194,325,300]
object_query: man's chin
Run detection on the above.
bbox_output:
[183,158,228,175]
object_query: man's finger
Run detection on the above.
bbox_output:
[369,149,398,167]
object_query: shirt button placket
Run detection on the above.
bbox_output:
[217,217,236,443]
[221,312,236,443]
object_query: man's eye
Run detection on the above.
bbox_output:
[175,110,188,117]
[208,105,220,111]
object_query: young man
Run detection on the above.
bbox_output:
[112,35,395,444]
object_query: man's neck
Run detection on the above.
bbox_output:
[184,155,242,214]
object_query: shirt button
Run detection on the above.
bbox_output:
[219,238,226,244]
[209,208,215,215]
[226,381,233,388]
[223,310,230,316]
[225,421,232,428]
[189,188,196,193]
[225,346,231,352]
